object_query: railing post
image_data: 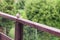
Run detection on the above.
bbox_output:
[0,33,1,40]
[15,13,23,40]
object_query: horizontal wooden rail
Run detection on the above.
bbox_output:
[0,32,13,40]
[0,12,60,37]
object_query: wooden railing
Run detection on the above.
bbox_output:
[0,12,60,40]
[0,32,13,40]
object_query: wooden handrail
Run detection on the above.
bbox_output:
[0,12,60,40]
[0,32,13,40]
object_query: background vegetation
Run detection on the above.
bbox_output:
[0,0,60,40]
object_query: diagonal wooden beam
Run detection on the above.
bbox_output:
[0,32,13,40]
[0,12,60,37]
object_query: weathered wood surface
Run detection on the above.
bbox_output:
[0,12,60,37]
[0,32,13,40]
[15,13,23,40]
[15,22,23,40]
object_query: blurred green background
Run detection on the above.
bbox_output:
[0,0,60,40]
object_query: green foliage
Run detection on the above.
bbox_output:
[0,1,17,15]
[9,27,15,38]
[25,0,60,28]
[18,10,27,19]
[25,0,60,40]
[0,0,17,35]
[0,0,60,40]
[16,0,25,9]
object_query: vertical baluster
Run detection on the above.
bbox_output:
[0,33,1,40]
[15,13,23,40]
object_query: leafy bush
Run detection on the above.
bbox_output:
[25,0,60,40]
[0,0,17,35]
[9,27,15,38]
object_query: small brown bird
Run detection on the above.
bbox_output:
[16,13,20,18]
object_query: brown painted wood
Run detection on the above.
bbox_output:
[15,13,23,40]
[15,22,23,40]
[0,32,12,40]
[0,12,60,37]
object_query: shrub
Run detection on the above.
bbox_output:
[25,0,60,40]
[0,0,17,35]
